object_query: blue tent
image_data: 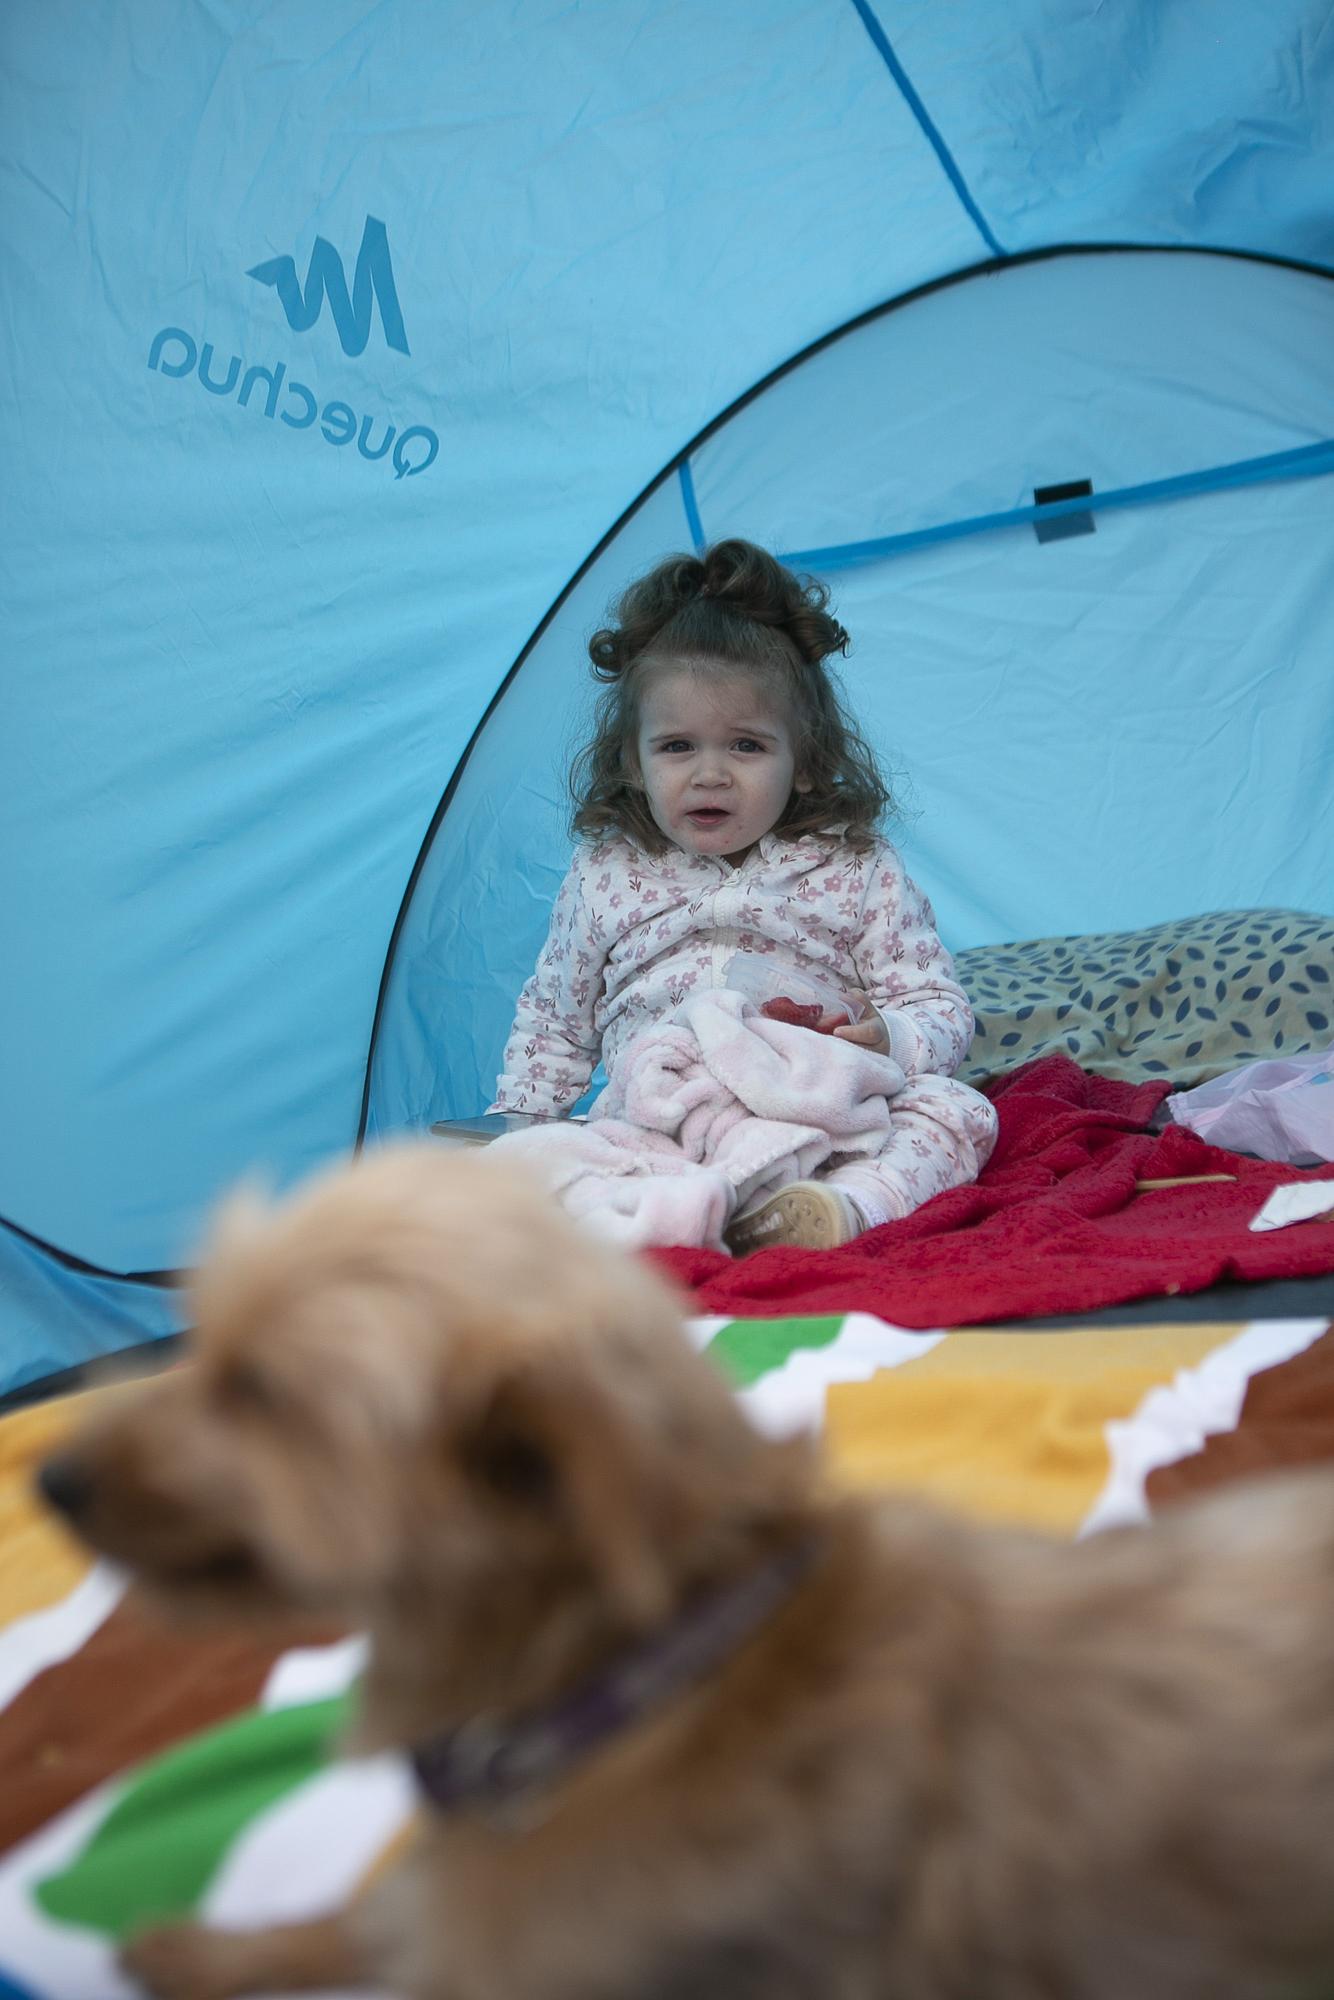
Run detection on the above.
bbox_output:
[4,1,1333,1396]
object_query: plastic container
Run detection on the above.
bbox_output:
[724,952,867,1029]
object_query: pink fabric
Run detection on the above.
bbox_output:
[650,1055,1334,1324]
[490,831,973,1115]
[489,1117,738,1253]
[489,990,995,1252]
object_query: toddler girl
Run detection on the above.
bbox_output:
[491,539,996,1251]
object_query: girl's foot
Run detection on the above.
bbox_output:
[724,1182,861,1256]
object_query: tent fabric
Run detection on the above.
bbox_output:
[3,2,1334,1392]
[365,248,1334,1132]
[0,1234,182,1407]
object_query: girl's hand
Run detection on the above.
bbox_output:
[831,1011,892,1056]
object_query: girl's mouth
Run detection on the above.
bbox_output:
[687,808,729,826]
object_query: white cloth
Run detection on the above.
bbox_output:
[490,830,974,1117]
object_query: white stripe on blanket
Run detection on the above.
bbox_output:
[490,988,909,1250]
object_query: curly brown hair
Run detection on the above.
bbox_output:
[570,539,894,854]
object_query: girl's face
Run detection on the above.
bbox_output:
[634,666,809,865]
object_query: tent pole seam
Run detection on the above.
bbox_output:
[780,437,1334,570]
[678,459,706,551]
[845,0,1007,259]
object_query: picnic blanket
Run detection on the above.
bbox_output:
[3,1307,1333,1997]
[655,1054,1334,1319]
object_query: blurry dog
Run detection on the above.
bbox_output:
[38,1142,1334,2000]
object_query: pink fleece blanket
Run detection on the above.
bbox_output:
[650,1055,1334,1323]
[490,988,909,1251]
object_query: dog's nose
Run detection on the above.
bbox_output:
[37,1454,95,1520]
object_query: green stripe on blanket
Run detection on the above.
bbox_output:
[704,1316,845,1388]
[36,1695,348,1940]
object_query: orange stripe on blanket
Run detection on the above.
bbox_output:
[0,1394,106,1624]
[824,1323,1232,1534]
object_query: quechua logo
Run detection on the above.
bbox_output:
[146,212,436,477]
[248,215,409,358]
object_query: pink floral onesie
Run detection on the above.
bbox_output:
[491,829,997,1225]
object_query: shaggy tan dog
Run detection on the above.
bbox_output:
[38,1143,1334,2000]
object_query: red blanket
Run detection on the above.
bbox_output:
[651,1055,1334,1324]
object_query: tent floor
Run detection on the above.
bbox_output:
[5,1272,1331,1421]
[989,1270,1334,1332]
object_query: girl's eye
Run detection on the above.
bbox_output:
[734,738,765,754]
[659,739,692,754]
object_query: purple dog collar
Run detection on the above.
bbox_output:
[409,1536,821,1825]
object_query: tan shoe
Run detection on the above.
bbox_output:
[724,1181,857,1256]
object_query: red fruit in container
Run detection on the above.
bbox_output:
[761,996,831,1031]
[728,954,861,1033]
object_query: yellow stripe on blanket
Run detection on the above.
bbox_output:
[824,1324,1237,1535]
[0,1394,101,1623]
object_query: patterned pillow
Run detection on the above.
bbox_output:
[956,908,1334,1090]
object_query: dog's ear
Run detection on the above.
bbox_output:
[201,1180,271,1260]
[464,1360,675,1629]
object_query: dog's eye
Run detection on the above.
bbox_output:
[214,1362,277,1417]
[465,1430,556,1506]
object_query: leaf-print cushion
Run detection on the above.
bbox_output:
[957,909,1334,1090]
